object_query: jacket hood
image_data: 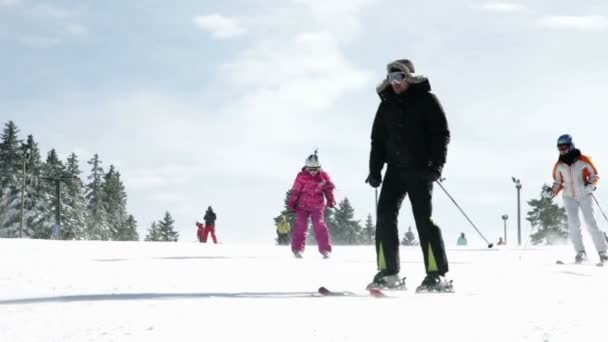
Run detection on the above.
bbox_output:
[376,59,429,96]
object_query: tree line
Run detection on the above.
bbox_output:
[0,120,139,240]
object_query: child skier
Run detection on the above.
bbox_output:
[288,150,336,259]
[542,134,608,264]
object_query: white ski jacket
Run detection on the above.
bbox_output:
[552,154,599,199]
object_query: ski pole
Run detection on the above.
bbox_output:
[591,194,608,224]
[375,188,379,215]
[436,179,494,248]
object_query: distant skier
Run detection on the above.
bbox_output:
[365,59,452,292]
[202,206,218,244]
[457,232,467,246]
[542,134,608,264]
[288,150,336,259]
[196,221,205,243]
[276,215,291,245]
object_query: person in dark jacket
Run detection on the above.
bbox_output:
[202,206,218,243]
[365,59,452,292]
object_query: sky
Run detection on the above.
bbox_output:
[2,0,608,245]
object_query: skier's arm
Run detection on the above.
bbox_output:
[581,155,599,186]
[425,93,451,168]
[551,162,564,194]
[287,176,304,210]
[369,103,387,177]
[320,172,336,207]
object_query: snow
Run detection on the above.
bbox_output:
[1,239,607,342]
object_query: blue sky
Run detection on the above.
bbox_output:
[2,0,608,245]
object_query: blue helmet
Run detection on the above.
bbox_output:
[557,134,573,146]
[557,134,574,150]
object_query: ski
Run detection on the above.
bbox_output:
[556,260,604,267]
[317,287,391,298]
[414,280,455,294]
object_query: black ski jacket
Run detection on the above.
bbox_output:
[369,79,450,176]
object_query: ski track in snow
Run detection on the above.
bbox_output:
[0,239,606,342]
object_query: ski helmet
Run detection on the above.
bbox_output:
[305,149,321,168]
[557,134,574,150]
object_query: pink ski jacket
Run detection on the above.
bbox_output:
[288,168,336,211]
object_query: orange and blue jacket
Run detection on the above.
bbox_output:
[552,154,599,199]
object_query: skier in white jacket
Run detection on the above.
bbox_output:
[543,134,608,264]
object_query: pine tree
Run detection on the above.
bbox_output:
[103,165,129,240]
[85,154,110,240]
[0,121,23,237]
[20,135,48,238]
[120,215,139,241]
[157,212,179,242]
[362,214,375,245]
[402,226,419,246]
[527,189,568,245]
[62,153,87,240]
[144,221,159,241]
[30,149,69,239]
[332,198,363,245]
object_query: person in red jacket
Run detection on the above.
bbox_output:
[196,222,205,243]
[202,206,218,244]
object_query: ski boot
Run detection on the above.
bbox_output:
[294,251,303,259]
[575,251,587,264]
[366,270,406,290]
[321,251,331,259]
[415,273,454,293]
[599,251,608,265]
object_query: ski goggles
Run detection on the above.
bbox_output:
[306,166,321,172]
[388,71,408,83]
[557,144,570,152]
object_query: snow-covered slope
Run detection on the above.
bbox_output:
[0,239,606,342]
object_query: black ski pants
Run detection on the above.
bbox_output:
[375,166,449,276]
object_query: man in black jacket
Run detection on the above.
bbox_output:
[366,59,451,292]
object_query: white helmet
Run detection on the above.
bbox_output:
[305,149,321,168]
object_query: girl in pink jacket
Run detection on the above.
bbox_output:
[288,150,336,258]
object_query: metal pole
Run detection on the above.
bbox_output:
[55,180,61,239]
[374,188,378,216]
[517,184,522,246]
[19,158,26,238]
[503,218,507,245]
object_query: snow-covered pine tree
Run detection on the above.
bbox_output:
[402,226,419,246]
[527,189,568,245]
[0,122,26,237]
[62,153,87,240]
[103,165,128,240]
[30,149,70,239]
[157,212,179,242]
[85,154,110,240]
[120,215,139,241]
[21,136,51,238]
[332,198,362,245]
[362,213,375,245]
[144,221,159,241]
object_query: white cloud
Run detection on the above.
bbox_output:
[539,15,608,32]
[65,24,88,36]
[481,2,526,12]
[193,14,246,39]
[0,0,20,7]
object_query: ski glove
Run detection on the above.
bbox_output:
[541,187,554,199]
[425,163,443,183]
[585,184,597,194]
[327,199,336,209]
[365,173,382,188]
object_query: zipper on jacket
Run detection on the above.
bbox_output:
[569,165,575,197]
